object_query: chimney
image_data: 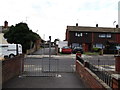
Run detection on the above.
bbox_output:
[96,24,98,27]
[4,21,8,28]
[116,24,119,28]
[76,23,78,26]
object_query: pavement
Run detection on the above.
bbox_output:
[2,48,88,89]
[81,54,115,71]
[3,73,88,88]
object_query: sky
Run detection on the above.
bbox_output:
[0,0,119,41]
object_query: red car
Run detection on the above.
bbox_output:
[61,46,72,54]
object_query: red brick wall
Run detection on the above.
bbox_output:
[2,54,24,83]
[116,33,120,44]
[115,56,120,73]
[76,60,107,89]
[112,78,119,88]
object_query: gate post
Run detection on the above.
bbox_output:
[114,55,120,73]
[112,74,120,89]
[76,52,82,60]
[112,55,120,89]
[19,54,24,77]
[49,36,51,72]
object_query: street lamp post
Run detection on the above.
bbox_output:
[113,21,116,32]
[113,21,116,55]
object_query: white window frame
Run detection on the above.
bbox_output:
[75,32,83,37]
[99,34,106,38]
[80,33,83,37]
[99,33,111,38]
[95,43,105,49]
[106,34,111,38]
[75,33,78,36]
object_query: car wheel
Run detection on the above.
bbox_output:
[9,54,15,58]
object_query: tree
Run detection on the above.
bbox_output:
[4,22,41,53]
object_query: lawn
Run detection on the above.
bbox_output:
[83,52,100,55]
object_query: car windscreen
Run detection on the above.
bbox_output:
[63,46,70,49]
[116,46,120,50]
[74,47,82,49]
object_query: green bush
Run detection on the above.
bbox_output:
[84,52,99,55]
[93,47,101,52]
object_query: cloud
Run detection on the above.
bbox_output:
[0,0,119,41]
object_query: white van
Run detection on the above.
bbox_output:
[0,44,22,58]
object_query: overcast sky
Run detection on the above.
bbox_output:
[0,0,119,41]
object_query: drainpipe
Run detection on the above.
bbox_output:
[91,32,94,51]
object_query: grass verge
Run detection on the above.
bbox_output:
[84,52,100,55]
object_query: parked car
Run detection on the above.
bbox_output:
[116,46,120,50]
[61,46,72,54]
[103,46,120,54]
[72,46,83,54]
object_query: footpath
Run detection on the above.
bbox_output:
[3,49,88,89]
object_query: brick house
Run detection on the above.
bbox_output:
[65,23,120,52]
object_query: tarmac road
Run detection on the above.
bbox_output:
[82,54,115,71]
[82,55,115,65]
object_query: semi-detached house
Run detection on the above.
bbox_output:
[65,23,120,52]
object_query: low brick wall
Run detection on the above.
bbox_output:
[111,74,120,89]
[2,54,24,83]
[76,60,110,89]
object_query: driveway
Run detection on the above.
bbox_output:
[3,73,87,88]
[3,49,88,89]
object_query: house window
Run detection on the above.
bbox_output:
[95,44,104,49]
[106,34,111,38]
[99,33,111,38]
[75,32,83,37]
[80,33,83,37]
[78,33,80,37]
[72,43,79,48]
[75,33,78,36]
[99,34,106,38]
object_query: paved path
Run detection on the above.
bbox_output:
[3,49,88,89]
[3,73,87,88]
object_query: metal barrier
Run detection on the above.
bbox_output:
[23,55,75,77]
[77,56,113,88]
[88,63,112,87]
[23,57,59,77]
